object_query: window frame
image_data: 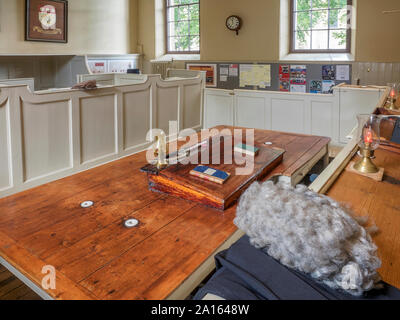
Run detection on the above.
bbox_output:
[165,0,201,54]
[290,0,352,54]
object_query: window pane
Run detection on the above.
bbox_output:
[311,30,328,49]
[168,0,198,6]
[189,19,199,35]
[330,0,347,9]
[329,29,347,49]
[312,0,329,9]
[312,9,328,29]
[190,36,200,51]
[169,5,189,21]
[295,11,311,30]
[189,3,199,20]
[294,0,311,11]
[168,21,189,37]
[295,30,311,50]
[166,0,199,52]
[329,8,348,29]
[169,36,190,51]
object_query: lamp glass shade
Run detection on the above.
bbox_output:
[356,114,381,150]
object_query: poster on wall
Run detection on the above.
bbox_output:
[290,65,307,85]
[322,65,336,80]
[88,60,107,74]
[279,64,291,92]
[322,80,336,94]
[239,64,271,88]
[229,64,239,77]
[310,80,322,93]
[336,65,350,81]
[279,79,290,92]
[25,0,68,43]
[187,64,217,87]
[279,65,290,79]
[290,84,306,93]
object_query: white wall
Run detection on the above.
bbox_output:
[0,0,137,55]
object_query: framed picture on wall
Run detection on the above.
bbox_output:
[186,64,217,87]
[25,0,68,43]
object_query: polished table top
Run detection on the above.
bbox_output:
[0,127,330,300]
[327,148,400,289]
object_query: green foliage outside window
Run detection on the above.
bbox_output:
[167,0,200,52]
[294,0,349,50]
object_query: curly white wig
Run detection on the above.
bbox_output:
[234,181,382,296]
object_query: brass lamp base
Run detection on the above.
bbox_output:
[387,98,397,110]
[353,147,379,174]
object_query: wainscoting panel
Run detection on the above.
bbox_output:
[235,95,266,130]
[183,83,202,130]
[353,62,400,86]
[156,86,179,134]
[204,89,234,129]
[123,88,151,151]
[0,97,11,191]
[20,99,72,182]
[204,86,384,146]
[271,98,306,134]
[0,71,205,198]
[310,101,335,139]
[79,95,117,164]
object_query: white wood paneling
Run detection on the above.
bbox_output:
[235,95,266,129]
[20,99,72,182]
[79,95,117,164]
[183,83,202,130]
[204,89,234,128]
[0,96,11,191]
[123,88,151,151]
[204,86,383,146]
[156,86,179,134]
[271,98,306,134]
[310,101,334,138]
[0,70,205,198]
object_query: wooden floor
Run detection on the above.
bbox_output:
[0,265,41,300]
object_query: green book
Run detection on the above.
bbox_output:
[234,143,259,156]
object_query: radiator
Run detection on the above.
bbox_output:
[150,60,173,79]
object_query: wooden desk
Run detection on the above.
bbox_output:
[0,127,330,300]
[326,148,400,289]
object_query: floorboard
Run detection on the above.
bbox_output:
[0,264,41,300]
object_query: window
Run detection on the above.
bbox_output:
[166,0,200,53]
[291,0,352,53]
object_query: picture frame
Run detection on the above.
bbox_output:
[186,63,217,88]
[25,0,68,43]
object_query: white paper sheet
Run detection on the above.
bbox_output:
[336,65,350,81]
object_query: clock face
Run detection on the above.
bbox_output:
[226,16,241,31]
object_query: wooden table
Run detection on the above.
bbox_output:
[0,127,330,300]
[326,148,400,289]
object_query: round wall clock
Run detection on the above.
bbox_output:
[226,15,242,35]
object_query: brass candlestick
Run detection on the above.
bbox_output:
[388,96,396,110]
[353,142,379,174]
[387,83,398,110]
[353,114,382,175]
[153,135,168,170]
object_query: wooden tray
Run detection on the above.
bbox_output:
[146,134,285,210]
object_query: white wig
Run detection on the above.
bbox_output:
[234,181,382,296]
